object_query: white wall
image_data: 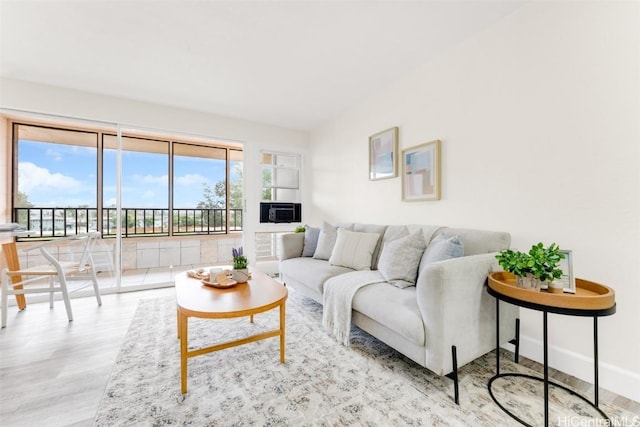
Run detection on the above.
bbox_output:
[0,77,310,264]
[308,2,640,401]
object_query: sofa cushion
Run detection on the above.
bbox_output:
[352,281,425,346]
[433,227,510,255]
[329,229,381,271]
[377,230,427,288]
[421,233,464,265]
[302,224,320,257]
[353,223,388,269]
[314,222,354,260]
[279,257,353,295]
[382,225,410,243]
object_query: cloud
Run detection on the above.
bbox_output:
[45,148,63,162]
[18,162,84,194]
[175,173,209,186]
[132,174,168,185]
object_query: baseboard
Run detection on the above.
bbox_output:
[519,335,640,403]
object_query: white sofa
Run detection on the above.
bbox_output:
[278,223,518,402]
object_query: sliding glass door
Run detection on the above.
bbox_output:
[12,119,244,295]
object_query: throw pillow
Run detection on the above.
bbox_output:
[301,224,320,257]
[377,230,427,288]
[329,229,381,271]
[313,222,339,260]
[421,233,464,266]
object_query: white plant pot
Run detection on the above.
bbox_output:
[231,269,249,283]
[516,273,547,291]
[547,280,564,294]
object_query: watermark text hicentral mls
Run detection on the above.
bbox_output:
[557,416,640,427]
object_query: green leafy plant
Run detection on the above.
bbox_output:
[294,226,306,233]
[496,242,565,282]
[232,246,248,270]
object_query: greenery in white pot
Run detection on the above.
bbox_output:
[496,243,565,290]
[232,246,248,270]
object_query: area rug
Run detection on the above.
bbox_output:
[94,291,634,426]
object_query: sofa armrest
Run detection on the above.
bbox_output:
[416,253,517,375]
[278,233,304,261]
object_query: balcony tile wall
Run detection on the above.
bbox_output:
[19,235,243,274]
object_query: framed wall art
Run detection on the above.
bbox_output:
[369,127,398,181]
[557,249,576,293]
[402,139,441,201]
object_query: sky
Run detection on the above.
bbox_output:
[18,140,228,208]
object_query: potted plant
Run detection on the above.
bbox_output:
[232,246,247,270]
[231,246,249,283]
[495,243,565,292]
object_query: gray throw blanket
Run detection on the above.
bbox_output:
[322,271,386,346]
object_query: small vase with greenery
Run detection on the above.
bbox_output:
[231,247,249,283]
[232,247,248,270]
[495,242,565,291]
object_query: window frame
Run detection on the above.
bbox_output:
[260,150,301,202]
[11,120,243,239]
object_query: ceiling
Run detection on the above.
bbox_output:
[0,1,523,131]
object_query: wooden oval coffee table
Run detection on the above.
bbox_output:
[176,269,287,393]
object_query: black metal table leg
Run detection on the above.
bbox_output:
[543,311,549,426]
[594,316,599,407]
[496,298,500,375]
[486,278,615,426]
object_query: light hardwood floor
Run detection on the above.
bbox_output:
[1,289,638,427]
[1,288,175,427]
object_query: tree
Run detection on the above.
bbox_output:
[14,191,33,225]
[229,163,243,208]
[196,162,244,230]
[16,191,33,208]
[197,182,225,209]
[262,168,272,201]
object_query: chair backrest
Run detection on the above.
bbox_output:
[2,242,22,284]
[2,241,27,309]
[32,231,100,273]
[76,232,100,271]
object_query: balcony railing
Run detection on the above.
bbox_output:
[13,207,243,239]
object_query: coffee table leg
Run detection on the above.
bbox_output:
[280,302,286,363]
[180,312,188,393]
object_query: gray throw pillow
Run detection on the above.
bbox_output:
[302,224,320,257]
[421,233,464,266]
[313,222,339,260]
[377,230,427,288]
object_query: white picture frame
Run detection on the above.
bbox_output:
[557,249,576,293]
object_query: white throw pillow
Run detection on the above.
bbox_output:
[377,230,427,288]
[329,229,381,271]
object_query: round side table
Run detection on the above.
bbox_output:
[487,271,616,426]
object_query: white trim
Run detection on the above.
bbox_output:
[519,335,640,403]
[0,107,245,145]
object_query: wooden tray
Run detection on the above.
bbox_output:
[201,279,239,289]
[488,271,615,310]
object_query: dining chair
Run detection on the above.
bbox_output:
[1,231,103,328]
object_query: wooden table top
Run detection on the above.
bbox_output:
[488,271,615,314]
[175,269,287,319]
